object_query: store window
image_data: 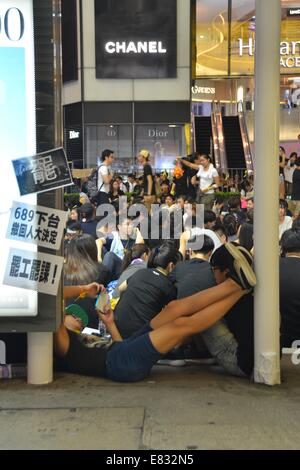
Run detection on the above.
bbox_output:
[85,125,133,173]
[135,125,185,171]
[230,0,255,76]
[196,0,229,76]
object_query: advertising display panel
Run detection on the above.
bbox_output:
[0,1,37,316]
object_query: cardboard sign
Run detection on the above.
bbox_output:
[3,248,64,296]
[12,147,73,196]
[6,201,68,251]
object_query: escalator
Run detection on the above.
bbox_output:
[222,116,246,169]
[193,116,212,156]
[193,102,254,173]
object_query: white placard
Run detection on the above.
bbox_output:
[3,248,64,296]
[6,201,68,250]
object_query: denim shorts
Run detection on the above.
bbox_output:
[106,324,164,383]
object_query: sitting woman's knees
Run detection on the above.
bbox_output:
[173,316,190,329]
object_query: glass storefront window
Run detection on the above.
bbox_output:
[135,125,185,171]
[85,125,133,173]
[196,0,229,76]
[196,0,300,77]
[230,0,255,76]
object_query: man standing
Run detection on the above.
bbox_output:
[137,149,156,212]
[97,149,114,205]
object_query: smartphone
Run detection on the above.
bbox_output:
[95,291,109,312]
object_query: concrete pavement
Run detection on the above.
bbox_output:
[0,356,300,450]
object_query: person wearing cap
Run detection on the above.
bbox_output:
[137,149,156,212]
[54,244,257,381]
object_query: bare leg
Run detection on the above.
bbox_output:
[149,290,244,355]
[150,278,240,330]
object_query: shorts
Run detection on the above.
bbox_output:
[106,324,163,382]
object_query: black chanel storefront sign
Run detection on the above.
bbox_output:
[95,0,177,79]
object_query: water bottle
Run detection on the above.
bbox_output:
[98,319,107,337]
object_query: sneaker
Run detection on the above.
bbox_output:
[225,243,256,290]
[157,348,186,367]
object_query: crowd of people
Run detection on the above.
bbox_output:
[54,147,300,383]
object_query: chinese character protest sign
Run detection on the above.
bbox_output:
[12,147,73,196]
[3,248,64,296]
[6,201,68,250]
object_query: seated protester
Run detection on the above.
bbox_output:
[69,206,79,222]
[99,217,144,280]
[212,222,228,245]
[227,195,246,225]
[292,216,300,230]
[246,196,254,212]
[212,195,225,217]
[223,213,239,243]
[115,175,128,193]
[181,220,222,256]
[112,244,150,299]
[236,223,253,253]
[204,210,217,230]
[64,234,111,328]
[108,179,124,209]
[246,207,254,225]
[54,243,256,382]
[197,243,255,378]
[161,194,176,212]
[280,229,300,348]
[114,242,180,339]
[79,202,98,240]
[160,181,171,203]
[147,210,180,250]
[132,177,144,203]
[127,173,136,193]
[170,235,216,299]
[279,199,293,241]
[64,220,83,244]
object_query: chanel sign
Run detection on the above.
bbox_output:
[95,0,177,79]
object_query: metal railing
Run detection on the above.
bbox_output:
[238,101,254,174]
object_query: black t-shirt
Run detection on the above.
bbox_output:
[54,329,110,377]
[115,268,177,338]
[169,259,216,299]
[280,257,300,347]
[174,173,189,197]
[143,164,156,196]
[292,169,300,200]
[225,294,254,376]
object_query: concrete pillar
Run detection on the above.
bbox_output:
[254,0,281,385]
[27,333,53,385]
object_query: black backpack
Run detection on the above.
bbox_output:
[86,165,106,199]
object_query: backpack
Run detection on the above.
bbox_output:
[86,165,105,199]
[86,168,98,199]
